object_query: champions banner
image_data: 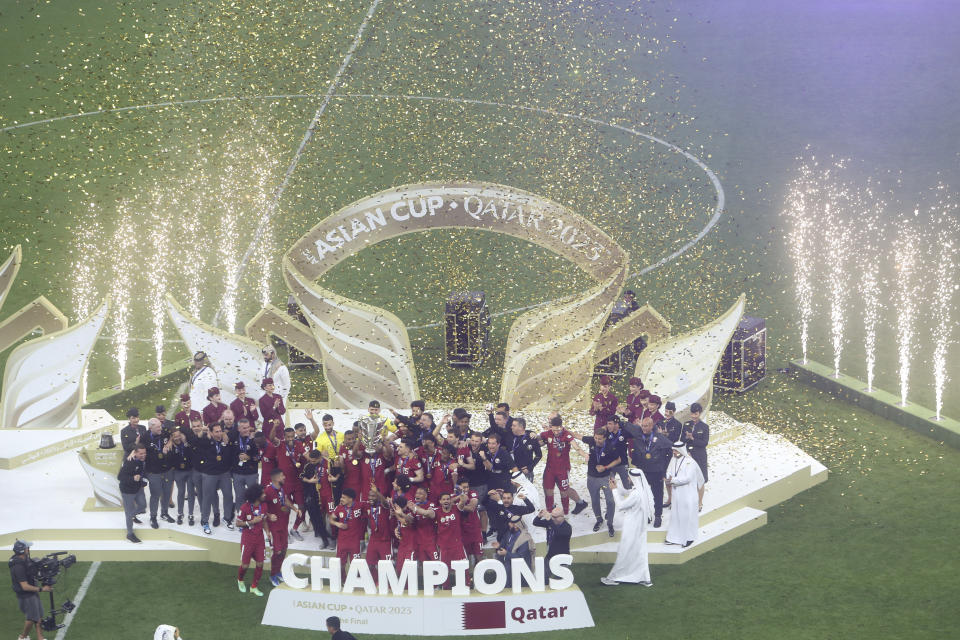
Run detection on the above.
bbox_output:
[283,182,630,411]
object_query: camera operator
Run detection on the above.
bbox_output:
[9,539,51,640]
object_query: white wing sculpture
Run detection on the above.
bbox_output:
[633,295,745,420]
[0,302,108,429]
[165,295,266,405]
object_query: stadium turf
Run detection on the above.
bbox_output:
[2,0,960,637]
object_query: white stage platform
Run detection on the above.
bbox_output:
[0,408,826,566]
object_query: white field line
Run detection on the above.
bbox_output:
[54,560,101,640]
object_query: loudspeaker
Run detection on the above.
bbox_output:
[445,291,490,367]
[714,316,766,392]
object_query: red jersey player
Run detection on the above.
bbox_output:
[329,488,365,580]
[364,487,395,578]
[263,468,301,586]
[435,492,466,569]
[268,427,308,537]
[236,484,268,596]
[392,496,417,571]
[539,415,588,514]
[395,439,425,493]
[368,444,395,498]
[590,375,619,430]
[408,486,437,562]
[429,444,458,499]
[455,479,483,567]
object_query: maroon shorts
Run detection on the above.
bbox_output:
[365,539,393,567]
[417,545,438,562]
[269,526,288,553]
[542,468,569,492]
[439,545,466,564]
[396,546,417,570]
[337,543,362,569]
[463,540,482,559]
[240,537,265,564]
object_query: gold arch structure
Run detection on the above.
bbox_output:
[283,182,635,411]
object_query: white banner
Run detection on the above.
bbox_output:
[262,586,594,635]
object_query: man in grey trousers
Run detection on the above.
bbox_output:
[118,443,148,543]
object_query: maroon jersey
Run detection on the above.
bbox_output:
[263,483,290,529]
[412,501,437,549]
[435,506,463,549]
[271,441,306,485]
[332,503,365,545]
[416,445,440,480]
[174,409,201,431]
[340,450,372,494]
[368,454,394,496]
[230,397,260,424]
[429,458,456,498]
[237,501,266,543]
[366,502,394,543]
[455,488,482,543]
[540,429,576,473]
[258,393,286,441]
[396,454,423,486]
[590,391,619,429]
[202,402,228,427]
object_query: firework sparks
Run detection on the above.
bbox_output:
[930,184,957,420]
[785,161,817,364]
[893,215,920,406]
[822,168,854,378]
[146,188,173,375]
[857,184,884,392]
[109,207,137,390]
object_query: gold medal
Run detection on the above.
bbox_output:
[158,453,164,459]
[216,455,222,461]
[295,462,301,468]
[645,453,652,459]
[352,459,359,466]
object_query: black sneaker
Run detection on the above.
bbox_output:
[225,520,235,531]
[132,516,142,524]
[592,519,602,532]
[188,515,195,526]
[150,518,159,529]
[653,516,662,528]
[213,514,221,527]
[127,533,142,544]
[176,514,184,525]
[608,523,615,537]
[572,500,588,515]
[160,513,175,523]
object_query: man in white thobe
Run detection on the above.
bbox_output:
[601,468,654,586]
[510,470,542,535]
[664,440,705,548]
[188,352,219,411]
[261,345,290,399]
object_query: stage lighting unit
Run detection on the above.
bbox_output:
[714,315,766,392]
[445,291,490,367]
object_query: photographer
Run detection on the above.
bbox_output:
[9,539,51,640]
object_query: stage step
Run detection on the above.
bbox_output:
[571,506,767,565]
[27,538,209,562]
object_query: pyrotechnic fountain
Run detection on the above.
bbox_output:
[822,171,854,379]
[785,162,817,365]
[856,186,883,392]
[109,209,136,390]
[789,162,959,446]
[893,216,920,407]
[146,190,172,376]
[930,184,957,421]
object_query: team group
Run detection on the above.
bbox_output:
[116,350,710,596]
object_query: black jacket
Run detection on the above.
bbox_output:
[533,516,571,557]
[622,422,673,473]
[117,458,146,494]
[504,431,542,472]
[119,423,148,454]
